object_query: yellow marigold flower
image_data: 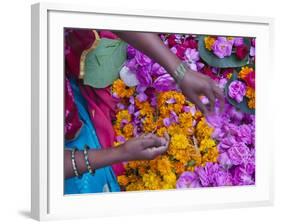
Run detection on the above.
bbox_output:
[204,36,216,51]
[126,180,146,191]
[167,124,182,136]
[239,66,254,80]
[170,134,189,150]
[112,79,135,98]
[157,156,173,175]
[142,171,162,190]
[156,127,167,137]
[162,172,177,187]
[123,123,134,138]
[158,91,185,116]
[127,161,139,170]
[117,175,129,186]
[246,86,255,109]
[248,98,255,109]
[143,115,156,133]
[196,118,213,141]
[116,110,131,124]
[174,162,185,175]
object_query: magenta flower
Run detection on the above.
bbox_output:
[136,66,152,87]
[153,74,177,91]
[151,63,167,76]
[127,45,136,59]
[135,50,152,66]
[228,80,246,103]
[184,48,200,71]
[233,37,244,47]
[212,37,233,58]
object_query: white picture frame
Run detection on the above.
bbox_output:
[31,2,275,221]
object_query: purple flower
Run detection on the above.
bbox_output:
[218,136,237,152]
[237,124,252,145]
[233,37,244,47]
[151,63,167,76]
[232,166,254,185]
[135,51,152,66]
[116,135,126,143]
[117,103,125,110]
[127,45,136,59]
[166,98,176,104]
[128,104,135,114]
[153,74,177,91]
[214,170,232,186]
[136,66,152,87]
[228,142,250,165]
[218,152,233,169]
[176,171,201,188]
[170,111,179,123]
[212,37,233,58]
[228,80,246,103]
[250,46,255,57]
[136,92,148,102]
[163,118,171,127]
[184,48,200,71]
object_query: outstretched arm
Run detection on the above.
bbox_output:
[64,133,169,179]
[115,32,224,114]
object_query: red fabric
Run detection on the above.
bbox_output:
[64,28,125,176]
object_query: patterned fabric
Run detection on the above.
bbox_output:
[64,28,125,176]
[64,79,120,194]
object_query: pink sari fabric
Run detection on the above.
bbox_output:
[64,28,125,176]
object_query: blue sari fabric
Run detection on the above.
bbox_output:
[64,79,120,194]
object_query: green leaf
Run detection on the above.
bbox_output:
[224,71,255,114]
[83,38,128,88]
[198,36,250,68]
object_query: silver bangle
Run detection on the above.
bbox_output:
[71,148,81,178]
[83,145,95,175]
[174,62,188,83]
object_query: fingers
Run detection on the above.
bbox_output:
[204,87,216,113]
[149,145,169,157]
[212,85,225,112]
[190,95,208,115]
[140,134,164,149]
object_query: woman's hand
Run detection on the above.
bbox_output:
[179,68,224,114]
[121,133,170,161]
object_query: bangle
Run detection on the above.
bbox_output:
[174,62,188,83]
[84,145,95,175]
[71,148,81,178]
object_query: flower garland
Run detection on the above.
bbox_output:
[204,36,249,60]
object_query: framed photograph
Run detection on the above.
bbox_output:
[31,2,274,221]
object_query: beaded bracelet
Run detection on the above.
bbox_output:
[71,148,81,178]
[174,62,189,83]
[84,145,95,175]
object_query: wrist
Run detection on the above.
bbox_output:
[173,61,190,84]
[114,144,130,163]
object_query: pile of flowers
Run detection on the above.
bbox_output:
[111,33,255,191]
[204,36,252,60]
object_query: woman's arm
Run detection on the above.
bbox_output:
[64,133,169,179]
[115,32,224,114]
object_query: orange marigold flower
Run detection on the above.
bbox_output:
[204,36,216,51]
